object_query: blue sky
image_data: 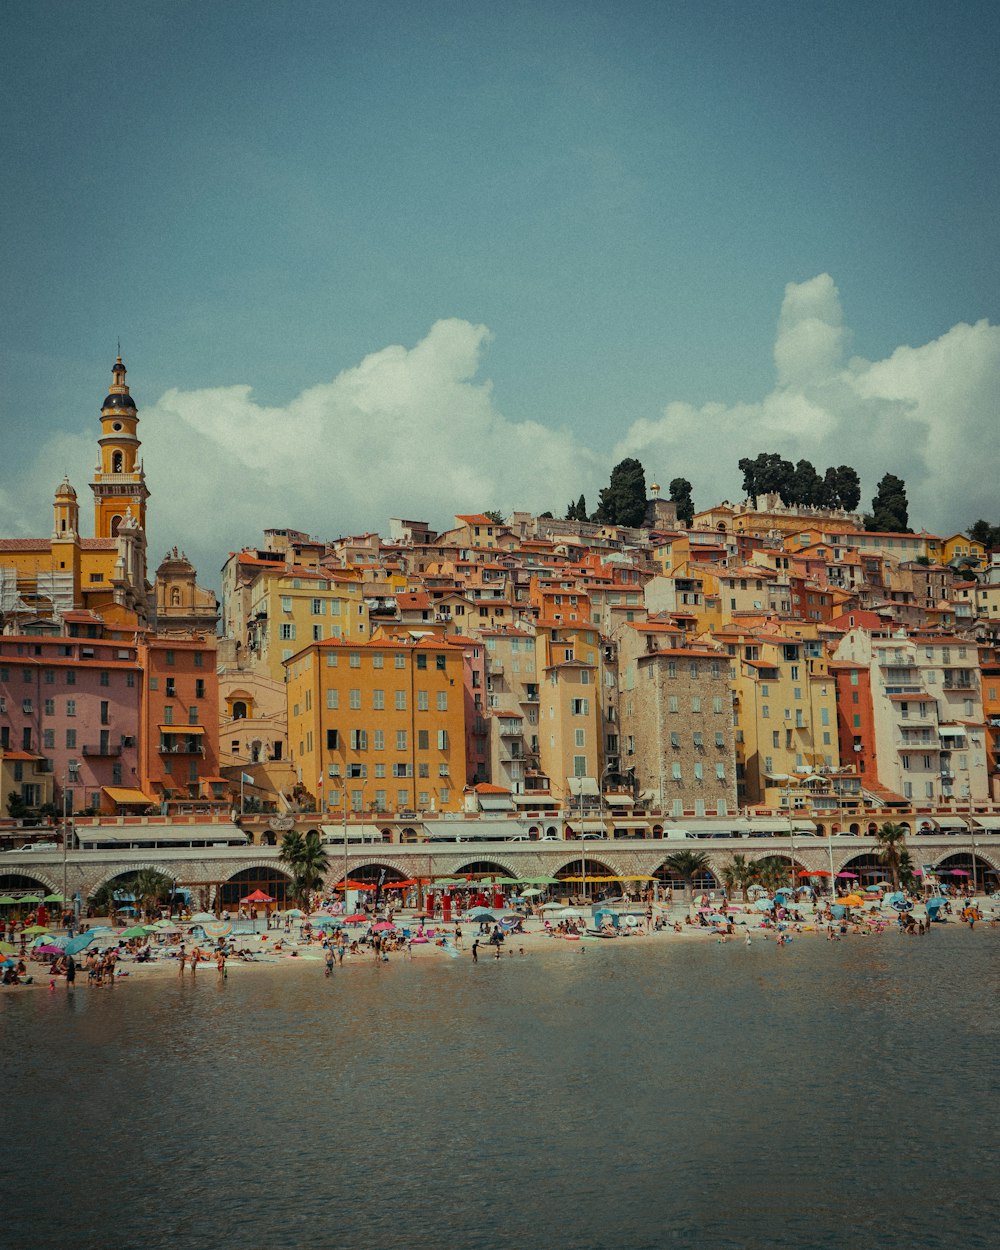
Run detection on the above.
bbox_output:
[1,1,998,582]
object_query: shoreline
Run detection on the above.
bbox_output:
[4,897,997,991]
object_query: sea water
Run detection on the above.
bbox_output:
[3,929,997,1250]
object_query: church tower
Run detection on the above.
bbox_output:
[91,354,150,538]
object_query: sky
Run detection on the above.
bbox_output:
[1,0,998,588]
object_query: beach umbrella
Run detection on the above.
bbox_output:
[540,902,568,911]
[752,898,775,911]
[371,921,395,932]
[948,869,971,877]
[841,894,865,906]
[281,908,305,917]
[43,894,65,903]
[0,942,17,956]
[22,924,51,935]
[20,895,44,904]
[835,872,858,879]
[189,912,216,923]
[120,926,149,939]
[0,895,19,905]
[202,921,232,939]
[240,890,274,904]
[64,932,99,956]
[342,914,368,924]
[34,944,64,956]
[520,888,544,898]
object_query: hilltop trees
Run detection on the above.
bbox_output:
[565,494,588,521]
[865,473,910,533]
[595,458,647,527]
[739,453,862,510]
[669,477,694,526]
[969,519,1000,549]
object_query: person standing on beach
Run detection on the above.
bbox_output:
[454,923,463,949]
[471,940,478,963]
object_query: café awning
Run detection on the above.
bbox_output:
[158,724,206,734]
[102,787,154,805]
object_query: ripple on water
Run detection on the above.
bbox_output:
[3,930,998,1250]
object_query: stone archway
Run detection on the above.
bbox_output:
[933,851,999,895]
[218,865,294,909]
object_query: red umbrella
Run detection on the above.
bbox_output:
[240,890,274,904]
[799,869,831,877]
[342,913,368,924]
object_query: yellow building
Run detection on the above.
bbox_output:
[248,566,369,683]
[0,356,149,627]
[941,533,987,570]
[535,623,602,807]
[285,635,468,816]
[721,629,840,806]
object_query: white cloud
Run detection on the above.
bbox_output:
[2,283,998,591]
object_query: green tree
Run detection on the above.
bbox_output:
[865,473,910,533]
[596,458,647,528]
[129,868,174,918]
[754,855,794,891]
[720,853,758,901]
[280,829,329,911]
[483,509,505,524]
[875,822,908,891]
[738,453,795,507]
[6,791,28,819]
[662,849,711,899]
[565,494,588,521]
[834,465,861,511]
[669,477,694,527]
[790,459,824,506]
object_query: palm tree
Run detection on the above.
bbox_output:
[720,853,758,901]
[754,855,793,892]
[280,829,329,911]
[875,822,908,891]
[129,868,173,919]
[897,846,917,894]
[662,850,711,900]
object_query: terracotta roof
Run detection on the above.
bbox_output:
[0,538,51,551]
[474,782,512,793]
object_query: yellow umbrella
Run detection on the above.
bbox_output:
[841,894,865,906]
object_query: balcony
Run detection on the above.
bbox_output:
[83,743,122,757]
[159,742,205,755]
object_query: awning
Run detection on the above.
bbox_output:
[320,823,389,841]
[748,818,793,832]
[932,817,969,830]
[972,816,1000,830]
[609,819,649,830]
[566,776,599,797]
[421,819,529,840]
[78,822,247,845]
[159,724,205,734]
[937,726,967,737]
[605,794,635,807]
[792,820,818,832]
[102,787,154,805]
[686,819,752,833]
[568,820,607,833]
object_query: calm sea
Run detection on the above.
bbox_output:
[3,930,998,1250]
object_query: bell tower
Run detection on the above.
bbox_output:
[91,354,150,538]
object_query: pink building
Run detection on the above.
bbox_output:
[0,634,142,815]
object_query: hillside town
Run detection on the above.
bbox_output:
[2,356,1000,847]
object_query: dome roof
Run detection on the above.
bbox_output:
[102,392,137,411]
[55,475,77,499]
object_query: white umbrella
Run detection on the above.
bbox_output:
[540,902,568,912]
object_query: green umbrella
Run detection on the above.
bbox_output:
[0,895,18,905]
[521,888,544,897]
[22,924,51,935]
[44,894,65,903]
[0,941,17,956]
[120,925,149,939]
[20,894,44,904]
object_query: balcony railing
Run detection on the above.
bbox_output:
[158,743,205,755]
[83,744,122,757]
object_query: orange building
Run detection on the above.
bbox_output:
[138,634,223,810]
[285,635,468,816]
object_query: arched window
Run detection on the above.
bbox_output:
[110,514,123,536]
[232,702,248,720]
[112,451,123,473]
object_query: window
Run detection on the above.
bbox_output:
[436,655,446,671]
[279,623,296,641]
[100,670,110,687]
[193,652,203,668]
[66,699,76,717]
[694,763,704,781]
[373,689,385,710]
[392,763,412,778]
[572,755,587,777]
[43,669,54,685]
[436,691,448,711]
[418,730,429,750]
[349,689,361,710]
[396,730,407,751]
[195,679,205,698]
[165,678,176,697]
[671,762,682,780]
[188,706,198,725]
[66,669,76,686]
[418,763,429,779]
[570,698,589,715]
[22,698,32,714]
[394,654,406,669]
[417,690,429,711]
[416,654,427,670]
[396,690,407,710]
[350,729,368,750]
[66,729,76,748]
[44,698,55,715]
[326,729,339,750]
[670,731,680,748]
[715,732,725,747]
[691,697,701,713]
[437,730,449,750]
[668,695,679,714]
[372,653,383,669]
[712,697,723,714]
[326,654,338,667]
[575,729,585,748]
[43,729,55,750]
[326,689,339,710]
[165,650,175,666]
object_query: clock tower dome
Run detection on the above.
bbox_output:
[91,353,150,538]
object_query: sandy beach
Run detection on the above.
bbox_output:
[5,893,997,992]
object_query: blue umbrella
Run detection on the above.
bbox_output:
[926,897,948,914]
[709,913,728,923]
[752,898,775,912]
[831,904,846,919]
[64,932,99,956]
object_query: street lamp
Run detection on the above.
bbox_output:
[61,774,73,921]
